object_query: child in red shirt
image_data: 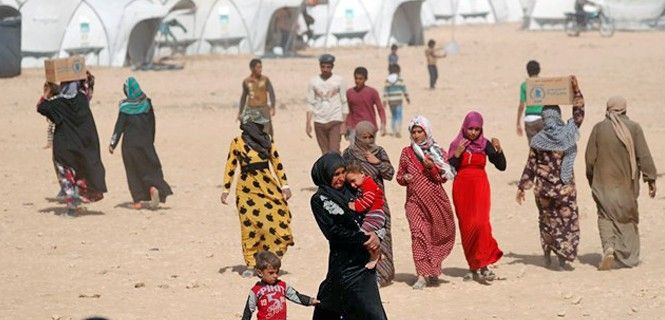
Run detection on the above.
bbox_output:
[242,251,318,320]
[346,163,386,269]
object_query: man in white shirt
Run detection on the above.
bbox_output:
[306,54,349,154]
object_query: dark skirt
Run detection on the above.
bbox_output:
[121,145,172,203]
[313,265,387,320]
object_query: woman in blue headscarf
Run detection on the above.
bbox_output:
[109,77,172,209]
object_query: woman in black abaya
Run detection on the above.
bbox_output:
[310,153,388,320]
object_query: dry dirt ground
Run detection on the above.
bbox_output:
[1,23,664,319]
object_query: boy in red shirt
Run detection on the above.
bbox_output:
[242,251,318,320]
[345,162,386,269]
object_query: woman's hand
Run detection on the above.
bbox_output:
[423,157,434,169]
[402,173,413,183]
[516,189,525,205]
[348,201,355,210]
[454,139,470,158]
[42,82,54,99]
[282,187,292,201]
[363,232,380,251]
[220,192,229,205]
[365,151,381,165]
[491,137,502,153]
[309,298,320,305]
[648,181,657,198]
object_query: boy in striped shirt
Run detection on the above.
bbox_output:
[383,64,410,138]
[345,162,385,269]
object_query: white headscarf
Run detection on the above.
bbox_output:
[408,115,455,180]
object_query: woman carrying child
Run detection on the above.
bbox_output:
[310,153,387,319]
[342,121,395,286]
[448,111,506,283]
[396,115,456,289]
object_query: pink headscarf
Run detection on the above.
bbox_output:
[447,111,488,158]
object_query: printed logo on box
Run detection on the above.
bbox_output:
[72,60,83,73]
[529,86,545,103]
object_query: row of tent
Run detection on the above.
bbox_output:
[1,0,664,77]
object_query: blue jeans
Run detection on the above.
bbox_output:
[428,64,438,88]
[389,104,403,134]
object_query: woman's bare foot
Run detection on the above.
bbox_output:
[132,202,142,210]
[598,248,615,271]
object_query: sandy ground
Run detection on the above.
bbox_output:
[1,23,664,320]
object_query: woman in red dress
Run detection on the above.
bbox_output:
[448,111,506,284]
[397,115,456,289]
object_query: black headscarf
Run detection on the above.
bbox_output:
[311,152,354,206]
[240,122,272,159]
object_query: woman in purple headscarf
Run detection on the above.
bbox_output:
[448,111,506,284]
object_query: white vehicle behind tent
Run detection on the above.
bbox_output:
[20,0,167,68]
[187,0,301,56]
[0,0,21,77]
[307,0,425,48]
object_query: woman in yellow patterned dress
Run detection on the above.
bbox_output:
[221,110,294,277]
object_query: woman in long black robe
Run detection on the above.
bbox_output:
[310,153,388,320]
[109,77,172,209]
[37,81,106,215]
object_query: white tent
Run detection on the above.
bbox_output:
[528,0,665,31]
[421,0,524,27]
[309,0,425,48]
[189,0,301,56]
[0,0,21,77]
[603,0,665,30]
[527,0,574,30]
[20,0,167,68]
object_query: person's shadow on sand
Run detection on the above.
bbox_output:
[39,207,104,217]
[504,252,549,268]
[114,202,171,211]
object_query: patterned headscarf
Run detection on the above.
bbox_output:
[530,106,579,184]
[56,81,81,99]
[408,115,455,180]
[447,111,488,157]
[119,77,150,114]
[606,96,637,180]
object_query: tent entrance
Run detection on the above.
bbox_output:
[126,18,162,67]
[265,6,300,55]
[390,1,424,46]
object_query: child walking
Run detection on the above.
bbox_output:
[242,251,318,320]
[345,162,386,269]
[383,63,410,138]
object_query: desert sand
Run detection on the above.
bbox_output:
[1,23,664,319]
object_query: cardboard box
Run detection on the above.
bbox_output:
[526,76,574,106]
[44,56,87,83]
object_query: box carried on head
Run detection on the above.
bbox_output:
[526,76,574,106]
[44,56,87,83]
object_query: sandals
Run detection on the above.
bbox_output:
[412,276,426,290]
